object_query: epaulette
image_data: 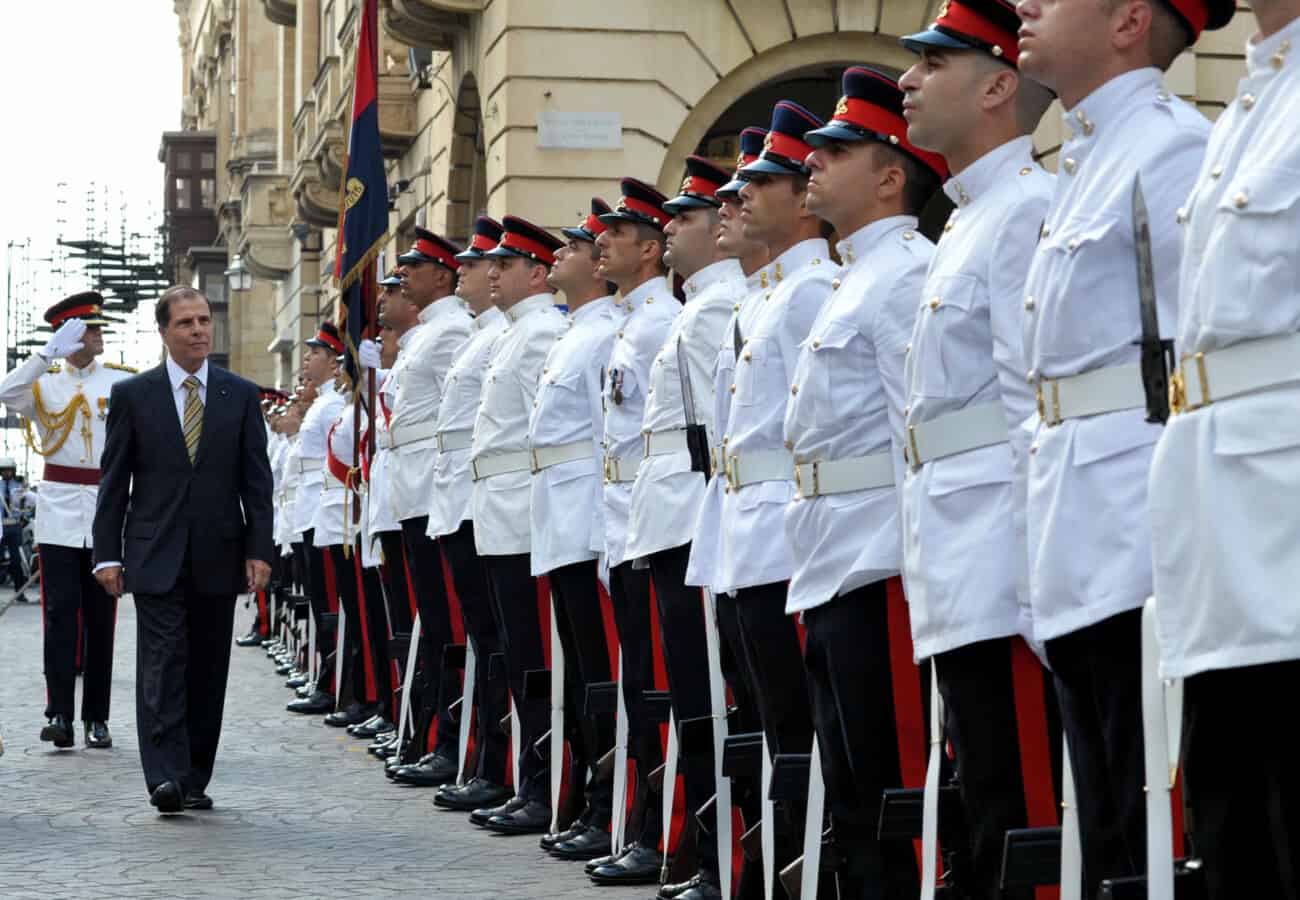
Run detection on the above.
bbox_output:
[104,362,138,374]
[45,365,61,375]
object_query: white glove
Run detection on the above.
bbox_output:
[358,339,381,371]
[40,319,87,361]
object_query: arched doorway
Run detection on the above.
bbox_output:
[445,73,488,247]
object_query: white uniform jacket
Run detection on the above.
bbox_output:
[0,355,134,549]
[364,367,397,538]
[626,260,744,563]
[426,308,507,540]
[277,433,301,552]
[309,395,354,549]
[601,277,681,568]
[386,295,473,523]
[529,296,622,575]
[786,217,932,615]
[1021,68,1208,642]
[901,139,1053,659]
[1150,21,1300,679]
[470,295,567,556]
[292,387,346,537]
[685,264,774,592]
[716,239,834,595]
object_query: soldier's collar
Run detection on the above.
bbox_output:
[419,293,464,323]
[64,358,98,377]
[1062,67,1163,142]
[836,216,918,266]
[503,292,554,324]
[943,135,1034,208]
[769,238,829,282]
[620,275,670,312]
[684,259,743,300]
[473,306,504,331]
[569,294,616,324]
[1247,15,1298,76]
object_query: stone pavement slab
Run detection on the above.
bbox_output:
[0,591,647,899]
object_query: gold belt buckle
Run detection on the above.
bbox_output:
[1168,369,1186,416]
[724,455,739,491]
[793,463,805,497]
[602,455,612,483]
[1178,351,1212,412]
[906,426,921,473]
[1039,380,1063,427]
[529,448,542,474]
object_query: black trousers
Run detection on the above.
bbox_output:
[290,541,308,597]
[400,516,458,755]
[328,544,391,709]
[439,521,509,786]
[40,544,116,721]
[3,523,23,586]
[933,636,1060,900]
[482,552,550,803]
[378,530,415,637]
[1183,660,1300,900]
[301,529,336,691]
[649,543,719,876]
[134,570,237,795]
[1045,608,1146,897]
[549,558,616,827]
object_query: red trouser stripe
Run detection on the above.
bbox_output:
[401,544,418,621]
[885,576,927,872]
[536,575,551,668]
[322,551,339,613]
[441,546,466,644]
[597,579,619,675]
[255,590,270,637]
[351,552,378,702]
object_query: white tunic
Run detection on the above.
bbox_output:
[1150,20,1300,679]
[470,294,567,556]
[309,396,354,549]
[364,367,397,538]
[1020,68,1208,643]
[786,217,931,615]
[685,264,774,592]
[0,355,133,549]
[386,295,473,523]
[901,139,1053,659]
[716,239,834,595]
[277,433,301,551]
[626,259,744,562]
[601,277,681,568]
[426,308,507,540]
[293,387,346,537]
[529,296,622,575]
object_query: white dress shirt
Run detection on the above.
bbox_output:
[901,139,1053,659]
[293,386,346,536]
[785,217,931,615]
[1021,68,1208,642]
[165,355,208,424]
[601,276,681,568]
[471,294,567,556]
[626,259,745,562]
[1150,19,1300,679]
[529,295,622,575]
[685,263,775,592]
[386,295,474,523]
[426,307,507,540]
[716,238,834,595]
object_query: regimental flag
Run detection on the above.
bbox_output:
[334,0,389,386]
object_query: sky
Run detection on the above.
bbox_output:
[0,2,180,462]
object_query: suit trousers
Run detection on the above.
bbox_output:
[609,561,665,847]
[3,523,24,587]
[400,516,459,755]
[134,569,237,795]
[439,521,509,786]
[648,543,719,876]
[1045,608,1146,897]
[482,552,550,804]
[301,529,336,692]
[548,558,615,826]
[1183,660,1300,900]
[40,544,117,722]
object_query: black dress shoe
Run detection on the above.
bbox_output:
[149,781,183,814]
[585,844,633,875]
[540,821,586,851]
[286,690,334,714]
[485,798,552,835]
[435,778,513,811]
[391,753,459,787]
[549,825,613,861]
[346,714,383,735]
[235,631,264,647]
[39,715,74,749]
[183,790,214,810]
[323,703,376,728]
[470,793,527,826]
[284,673,310,689]
[588,842,663,885]
[274,661,295,675]
[675,880,723,900]
[658,875,702,899]
[349,717,394,739]
[84,721,112,749]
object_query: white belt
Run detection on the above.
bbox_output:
[905,402,1008,470]
[603,453,640,484]
[296,458,323,475]
[1171,331,1300,415]
[470,450,532,481]
[1035,362,1143,427]
[643,429,688,458]
[529,440,595,474]
[794,451,894,499]
[723,449,792,490]
[389,420,438,450]
[436,429,473,453]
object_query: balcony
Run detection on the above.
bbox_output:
[261,0,297,28]
[238,171,293,280]
[290,158,342,231]
[379,0,471,50]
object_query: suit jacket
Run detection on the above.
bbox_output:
[92,362,274,596]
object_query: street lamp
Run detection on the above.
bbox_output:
[224,254,252,292]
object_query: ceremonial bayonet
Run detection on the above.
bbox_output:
[1132,176,1176,424]
[676,336,711,476]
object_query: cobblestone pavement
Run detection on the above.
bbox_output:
[0,591,645,899]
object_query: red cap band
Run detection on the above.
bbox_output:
[49,303,102,327]
[618,196,670,228]
[680,175,720,200]
[762,130,814,167]
[315,330,345,354]
[1166,0,1209,37]
[411,237,460,270]
[500,231,557,265]
[582,212,608,236]
[470,233,497,252]
[934,1,1019,63]
[832,97,948,179]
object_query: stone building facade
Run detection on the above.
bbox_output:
[168,0,1253,385]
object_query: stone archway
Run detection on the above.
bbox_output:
[445,72,488,247]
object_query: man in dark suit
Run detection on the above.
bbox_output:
[93,285,274,814]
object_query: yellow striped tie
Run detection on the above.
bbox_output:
[182,375,203,463]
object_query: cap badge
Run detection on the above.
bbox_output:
[736,151,745,167]
[681,176,693,193]
[936,0,950,20]
[834,97,849,118]
[762,132,775,151]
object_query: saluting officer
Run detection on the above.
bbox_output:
[1149,2,1296,896]
[0,292,134,749]
[1014,0,1234,892]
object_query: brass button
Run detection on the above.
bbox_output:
[1176,208,1188,225]
[733,303,741,311]
[831,279,841,290]
[1210,164,1223,179]
[1026,369,1038,383]
[1019,166,1032,176]
[729,384,736,394]
[929,297,940,309]
[617,331,624,339]
[1062,158,1077,175]
[1024,296,1036,311]
[902,230,915,240]
[646,297,654,304]
[1067,238,1079,252]
[790,385,799,395]
[1241,93,1256,110]
[1156,90,1171,102]
[943,220,954,233]
[1040,224,1051,239]
[905,342,912,354]
[812,339,821,349]
[1234,192,1249,209]
[743,352,752,361]
[903,405,910,416]
[1029,442,1040,455]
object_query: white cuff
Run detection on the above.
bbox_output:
[92,561,120,573]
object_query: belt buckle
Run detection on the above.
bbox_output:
[643,433,652,458]
[795,461,819,498]
[1181,351,1211,412]
[436,432,446,453]
[1040,380,1063,427]
[471,458,483,481]
[724,455,739,491]
[529,448,542,474]
[906,426,921,473]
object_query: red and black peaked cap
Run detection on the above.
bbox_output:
[485,215,564,267]
[805,66,949,181]
[397,227,461,272]
[740,102,824,178]
[306,320,345,355]
[902,0,1023,64]
[455,217,505,262]
[45,291,111,328]
[1161,0,1236,40]
[562,198,613,243]
[664,156,733,215]
[598,178,672,232]
[717,127,769,199]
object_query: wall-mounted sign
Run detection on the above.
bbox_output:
[537,111,623,150]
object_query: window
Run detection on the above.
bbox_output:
[176,150,192,171]
[320,2,336,59]
[174,177,192,210]
[200,177,216,209]
[200,151,215,170]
